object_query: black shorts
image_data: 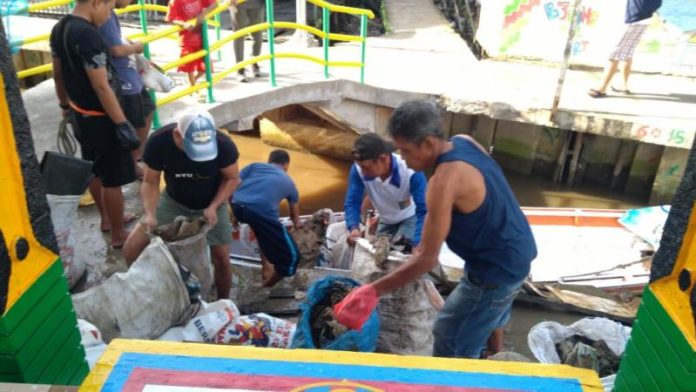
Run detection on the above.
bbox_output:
[231,203,300,277]
[72,113,136,188]
[120,88,155,129]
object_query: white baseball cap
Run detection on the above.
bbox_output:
[176,110,218,162]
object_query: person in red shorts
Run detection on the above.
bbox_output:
[166,0,234,98]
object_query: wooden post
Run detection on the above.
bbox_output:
[549,0,582,123]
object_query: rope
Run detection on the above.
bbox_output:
[57,115,78,156]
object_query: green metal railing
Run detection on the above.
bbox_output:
[5,0,375,128]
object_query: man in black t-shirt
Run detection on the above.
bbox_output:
[123,110,240,300]
[50,0,138,248]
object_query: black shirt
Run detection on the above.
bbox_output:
[144,124,240,210]
[50,15,120,111]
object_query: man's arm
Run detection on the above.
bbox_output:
[289,203,302,229]
[109,41,144,58]
[372,169,454,296]
[204,163,240,226]
[85,67,127,123]
[344,164,365,231]
[409,171,428,244]
[52,58,70,112]
[141,165,161,230]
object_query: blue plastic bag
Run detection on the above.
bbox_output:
[291,276,379,352]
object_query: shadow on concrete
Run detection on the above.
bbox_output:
[627,92,696,103]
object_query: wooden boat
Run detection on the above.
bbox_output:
[230,207,654,292]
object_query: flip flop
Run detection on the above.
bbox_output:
[610,86,631,94]
[101,212,138,233]
[588,89,607,98]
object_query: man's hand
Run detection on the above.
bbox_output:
[204,206,218,227]
[132,42,144,54]
[143,214,157,232]
[294,221,303,230]
[333,283,379,330]
[183,21,196,30]
[346,228,362,247]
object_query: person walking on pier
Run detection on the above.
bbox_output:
[230,149,302,287]
[123,109,240,300]
[230,0,265,82]
[50,0,138,248]
[588,0,661,98]
[344,133,427,247]
[334,100,537,359]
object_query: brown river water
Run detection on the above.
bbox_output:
[230,132,646,215]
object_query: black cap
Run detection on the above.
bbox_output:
[352,133,394,161]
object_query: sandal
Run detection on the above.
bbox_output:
[610,86,631,94]
[588,89,607,98]
[101,212,138,233]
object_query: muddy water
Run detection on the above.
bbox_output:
[233,133,646,214]
[230,131,352,215]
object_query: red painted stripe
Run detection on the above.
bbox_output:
[123,367,524,392]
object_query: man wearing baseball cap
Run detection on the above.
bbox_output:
[344,133,427,247]
[123,109,240,299]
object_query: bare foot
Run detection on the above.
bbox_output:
[111,230,131,249]
[262,270,283,287]
[101,212,137,232]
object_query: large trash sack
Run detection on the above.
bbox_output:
[72,237,193,342]
[46,194,86,289]
[291,276,379,351]
[528,317,631,385]
[288,208,334,268]
[153,217,213,301]
[352,238,436,356]
[319,221,354,270]
[179,299,296,348]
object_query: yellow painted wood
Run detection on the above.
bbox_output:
[651,201,696,351]
[0,75,59,314]
[80,339,603,392]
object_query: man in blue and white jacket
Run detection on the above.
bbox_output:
[344,133,427,247]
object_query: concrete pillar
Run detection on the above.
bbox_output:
[470,115,496,152]
[649,147,690,205]
[450,113,473,137]
[290,0,318,47]
[490,120,541,176]
[532,127,568,179]
[577,134,622,186]
[625,143,665,199]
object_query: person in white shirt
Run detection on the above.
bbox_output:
[344,133,427,246]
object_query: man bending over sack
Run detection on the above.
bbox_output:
[123,109,240,299]
[334,101,537,359]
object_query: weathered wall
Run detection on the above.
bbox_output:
[476,0,694,75]
[650,146,691,205]
[625,142,664,198]
[491,120,541,175]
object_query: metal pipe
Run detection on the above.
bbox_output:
[322,7,329,78]
[201,20,215,103]
[266,0,277,86]
[359,14,366,83]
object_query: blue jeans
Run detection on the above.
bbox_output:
[432,273,523,358]
[376,215,416,241]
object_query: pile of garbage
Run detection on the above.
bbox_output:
[556,334,621,377]
[292,276,379,351]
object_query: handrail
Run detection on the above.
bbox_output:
[306,0,374,19]
[11,0,372,126]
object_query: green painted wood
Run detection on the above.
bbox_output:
[642,288,696,371]
[624,338,661,392]
[69,359,90,386]
[0,278,69,353]
[616,358,646,392]
[54,348,88,386]
[0,294,73,375]
[630,321,680,391]
[32,334,84,384]
[0,260,63,335]
[32,320,81,383]
[22,306,78,381]
[0,373,21,383]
